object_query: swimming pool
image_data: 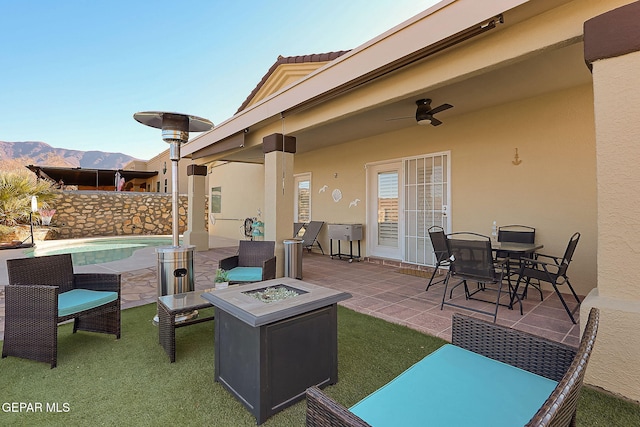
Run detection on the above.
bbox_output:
[25,236,177,266]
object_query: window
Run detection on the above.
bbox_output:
[164,179,168,193]
[377,171,399,247]
[294,174,311,222]
[156,182,160,192]
[210,186,222,214]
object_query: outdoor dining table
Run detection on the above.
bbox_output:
[492,241,543,257]
[491,241,543,309]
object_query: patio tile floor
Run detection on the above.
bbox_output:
[0,246,582,346]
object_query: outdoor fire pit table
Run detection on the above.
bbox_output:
[201,277,351,425]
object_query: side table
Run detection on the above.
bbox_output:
[158,290,215,362]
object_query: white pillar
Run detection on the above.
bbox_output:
[263,133,296,277]
[183,164,209,251]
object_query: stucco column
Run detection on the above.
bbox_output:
[183,164,209,251]
[582,2,640,402]
[263,133,296,277]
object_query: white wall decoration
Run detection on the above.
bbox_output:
[332,189,342,202]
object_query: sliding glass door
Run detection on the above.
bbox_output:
[404,153,450,266]
[367,153,450,266]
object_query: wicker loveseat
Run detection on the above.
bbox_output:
[3,253,121,368]
[306,307,599,427]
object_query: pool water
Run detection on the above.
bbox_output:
[26,237,176,266]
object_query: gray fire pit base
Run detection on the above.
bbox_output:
[201,278,351,424]
[214,304,337,424]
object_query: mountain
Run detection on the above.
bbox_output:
[0,141,140,171]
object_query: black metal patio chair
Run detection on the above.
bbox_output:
[514,232,582,323]
[496,224,537,285]
[441,232,513,322]
[425,226,451,291]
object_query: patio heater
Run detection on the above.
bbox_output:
[133,112,213,324]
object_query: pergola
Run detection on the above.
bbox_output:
[26,165,157,190]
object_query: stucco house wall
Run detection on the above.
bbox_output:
[290,83,597,296]
[123,148,193,195]
[208,162,264,239]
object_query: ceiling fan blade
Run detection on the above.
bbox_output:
[385,116,413,121]
[430,117,443,126]
[429,103,453,115]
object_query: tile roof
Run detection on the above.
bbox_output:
[235,51,350,114]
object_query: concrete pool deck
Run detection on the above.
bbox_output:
[0,235,240,341]
[0,235,239,286]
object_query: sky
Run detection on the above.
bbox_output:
[1,0,439,161]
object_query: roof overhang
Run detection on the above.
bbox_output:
[182,0,525,162]
[182,0,610,166]
[190,131,246,160]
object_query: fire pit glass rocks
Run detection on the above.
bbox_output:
[243,284,308,303]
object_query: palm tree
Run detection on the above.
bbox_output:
[0,170,56,236]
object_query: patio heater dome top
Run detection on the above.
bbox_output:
[133,111,214,142]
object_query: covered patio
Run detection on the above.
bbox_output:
[177,0,640,402]
[0,245,579,345]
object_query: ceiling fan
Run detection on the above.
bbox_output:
[387,99,454,126]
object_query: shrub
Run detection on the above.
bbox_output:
[0,170,56,227]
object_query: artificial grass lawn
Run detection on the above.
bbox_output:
[0,304,638,426]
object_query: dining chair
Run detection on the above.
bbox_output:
[514,232,582,323]
[441,232,511,322]
[425,226,451,291]
[496,224,537,289]
[497,224,536,245]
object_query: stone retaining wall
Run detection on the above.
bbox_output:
[47,191,206,239]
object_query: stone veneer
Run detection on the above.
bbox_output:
[46,191,207,239]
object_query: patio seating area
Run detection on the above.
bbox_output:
[0,244,582,346]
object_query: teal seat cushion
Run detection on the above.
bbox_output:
[227,267,263,282]
[58,289,118,317]
[350,344,558,427]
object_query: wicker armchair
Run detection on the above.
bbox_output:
[219,240,276,284]
[306,307,599,427]
[3,253,121,368]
